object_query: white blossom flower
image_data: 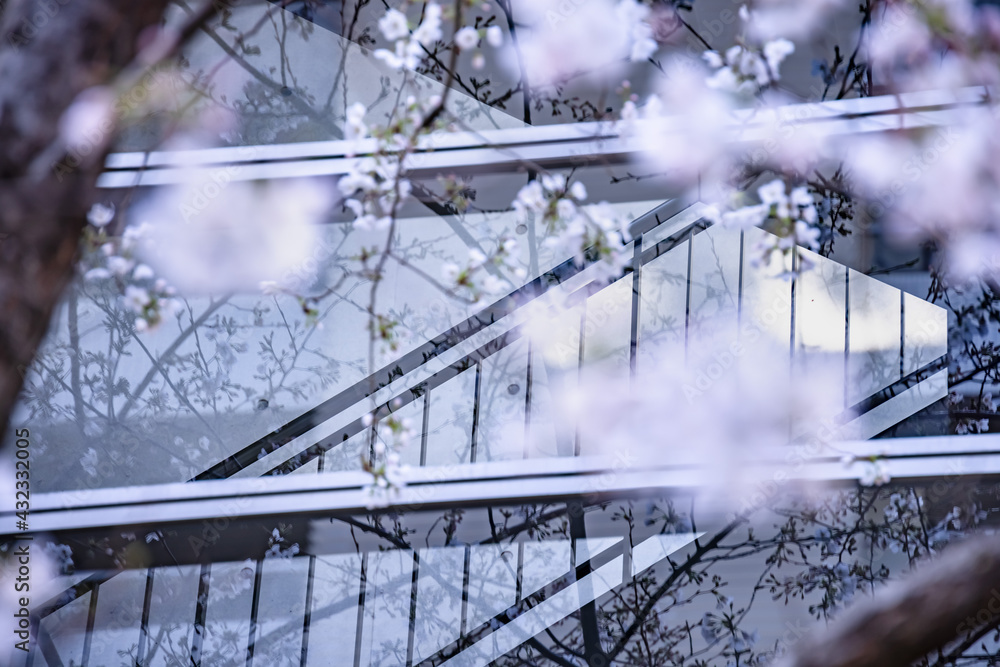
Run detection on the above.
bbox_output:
[868,4,934,71]
[378,8,410,41]
[124,285,151,313]
[468,248,487,267]
[259,280,281,295]
[353,214,391,232]
[758,179,788,210]
[133,264,155,280]
[746,0,842,41]
[344,102,368,141]
[720,204,768,229]
[629,63,733,188]
[763,38,795,78]
[860,460,891,486]
[87,202,115,228]
[412,2,443,46]
[514,181,546,215]
[702,51,724,69]
[59,86,116,152]
[557,198,576,219]
[81,448,99,477]
[506,0,655,84]
[540,173,566,192]
[794,220,821,252]
[455,26,479,50]
[486,25,503,47]
[133,177,333,294]
[107,255,135,276]
[84,267,111,281]
[482,274,510,294]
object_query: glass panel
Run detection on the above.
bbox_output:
[521,540,571,600]
[324,429,370,473]
[306,554,363,667]
[424,366,476,467]
[903,292,949,375]
[475,338,529,461]
[145,565,200,667]
[579,275,633,456]
[254,557,310,666]
[582,275,633,375]
[358,549,414,667]
[38,590,90,666]
[466,543,518,631]
[525,303,584,458]
[413,546,466,663]
[688,224,741,342]
[637,238,688,379]
[848,269,902,406]
[290,457,320,475]
[89,569,145,666]
[202,561,255,666]
[740,227,792,355]
[795,248,847,411]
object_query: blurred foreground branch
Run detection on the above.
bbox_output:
[777,534,1000,667]
[0,0,215,444]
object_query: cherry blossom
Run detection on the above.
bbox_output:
[744,0,844,41]
[625,62,733,188]
[505,0,656,85]
[532,322,845,518]
[703,39,794,94]
[132,177,333,294]
[59,86,116,153]
[375,2,443,70]
[86,202,115,228]
[486,25,503,47]
[514,175,630,283]
[454,26,479,50]
[378,8,410,41]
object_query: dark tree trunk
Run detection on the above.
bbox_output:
[0,0,172,441]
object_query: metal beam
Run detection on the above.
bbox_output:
[96,87,991,188]
[13,434,1000,534]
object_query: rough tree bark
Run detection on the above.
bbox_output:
[777,534,1000,667]
[0,0,181,442]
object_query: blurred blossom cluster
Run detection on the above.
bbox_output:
[532,322,847,518]
[841,115,1000,283]
[507,0,656,85]
[133,177,333,295]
